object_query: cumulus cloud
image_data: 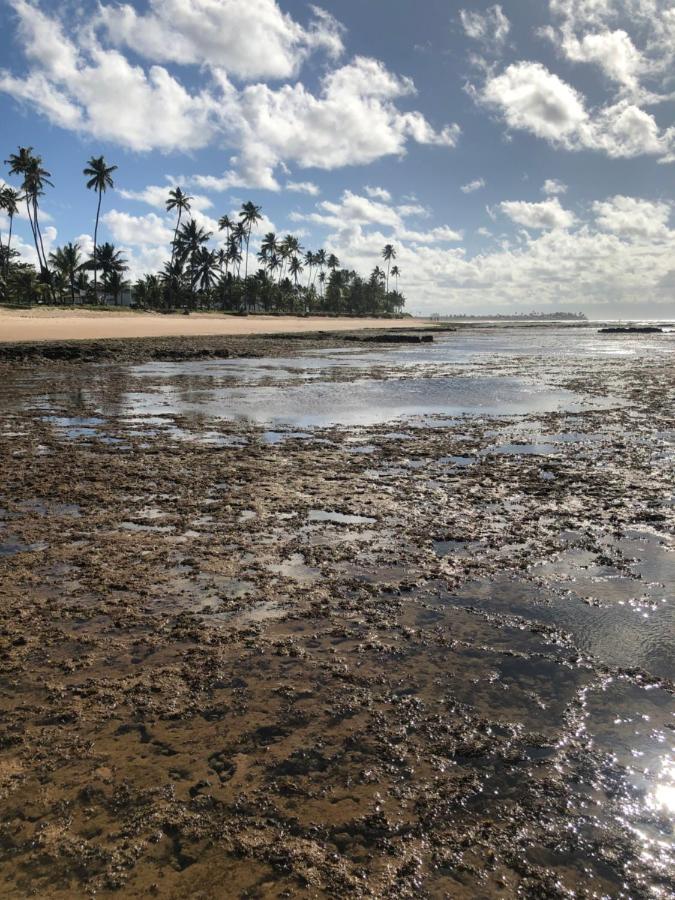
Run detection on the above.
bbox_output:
[542,179,568,195]
[592,194,672,238]
[102,210,175,246]
[321,195,675,315]
[480,61,675,160]
[118,185,214,212]
[0,2,459,180]
[500,198,576,229]
[460,5,510,50]
[286,181,320,195]
[0,0,220,151]
[481,62,587,141]
[98,0,345,81]
[544,1,675,105]
[365,186,393,202]
[291,190,462,243]
[461,178,486,193]
[558,28,643,90]
[218,57,460,188]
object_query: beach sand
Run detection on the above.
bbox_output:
[0,308,429,342]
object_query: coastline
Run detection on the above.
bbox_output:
[0,309,430,344]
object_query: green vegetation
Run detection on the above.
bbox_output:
[1,147,405,316]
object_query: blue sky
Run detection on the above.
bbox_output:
[1,0,674,316]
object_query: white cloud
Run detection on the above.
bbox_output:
[592,194,672,238]
[461,178,486,193]
[545,1,675,104]
[500,198,576,229]
[365,186,392,202]
[118,185,214,212]
[460,5,510,51]
[559,28,643,90]
[542,179,568,195]
[99,0,344,81]
[480,61,675,160]
[286,181,320,195]
[482,62,587,142]
[0,0,220,152]
[398,225,463,244]
[322,198,675,315]
[73,233,94,258]
[291,190,462,245]
[102,210,175,246]
[222,57,460,188]
[0,3,459,179]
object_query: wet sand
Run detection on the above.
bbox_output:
[0,309,429,343]
[0,327,673,898]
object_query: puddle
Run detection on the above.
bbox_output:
[111,375,615,429]
[481,442,559,456]
[439,454,477,467]
[41,415,105,438]
[0,538,49,556]
[268,553,321,583]
[307,510,376,525]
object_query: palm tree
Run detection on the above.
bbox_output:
[327,253,339,274]
[194,247,220,293]
[304,250,315,288]
[239,200,262,285]
[391,264,400,292]
[166,187,192,270]
[382,244,396,292]
[106,269,129,306]
[0,186,21,277]
[84,156,118,298]
[215,247,228,276]
[228,234,243,278]
[5,147,53,283]
[259,231,278,268]
[90,242,127,303]
[49,242,83,305]
[175,219,212,296]
[218,214,233,274]
[315,248,327,289]
[279,234,301,281]
[289,255,303,288]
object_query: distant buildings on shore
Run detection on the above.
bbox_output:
[429,311,587,321]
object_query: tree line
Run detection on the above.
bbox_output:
[0,148,405,316]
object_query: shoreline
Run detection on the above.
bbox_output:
[0,309,430,344]
[0,327,446,366]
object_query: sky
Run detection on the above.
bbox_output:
[0,0,674,318]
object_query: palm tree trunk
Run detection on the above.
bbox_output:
[386,259,391,293]
[169,209,181,308]
[34,202,48,272]
[24,197,41,270]
[4,214,12,278]
[93,189,102,302]
[33,198,56,302]
[244,230,251,310]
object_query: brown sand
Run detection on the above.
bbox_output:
[0,308,429,343]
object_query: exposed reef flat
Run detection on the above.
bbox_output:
[0,327,673,898]
[599,326,664,333]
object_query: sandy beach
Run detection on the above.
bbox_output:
[0,308,429,343]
